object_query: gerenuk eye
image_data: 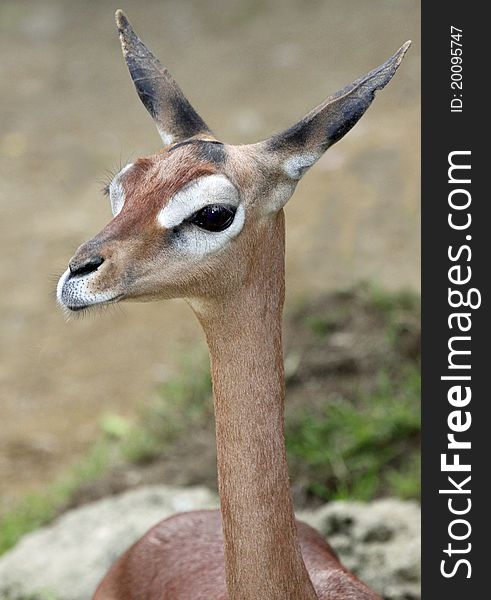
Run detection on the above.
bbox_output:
[189,204,236,232]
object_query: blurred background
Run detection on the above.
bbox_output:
[0,0,419,548]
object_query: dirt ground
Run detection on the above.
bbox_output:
[0,0,420,509]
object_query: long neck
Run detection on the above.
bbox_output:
[193,213,318,600]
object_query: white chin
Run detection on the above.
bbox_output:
[56,269,71,306]
[56,269,120,312]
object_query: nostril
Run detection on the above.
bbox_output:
[69,255,105,278]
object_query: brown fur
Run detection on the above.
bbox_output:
[95,511,374,600]
[92,209,380,600]
[97,151,217,237]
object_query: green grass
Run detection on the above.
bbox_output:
[286,367,420,501]
[303,314,335,337]
[117,349,421,503]
[0,590,55,600]
[0,443,110,556]
[368,284,419,315]
[120,357,213,465]
[1,286,421,557]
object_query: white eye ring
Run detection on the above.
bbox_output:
[173,202,245,256]
[110,186,125,217]
[108,163,133,216]
[157,174,240,229]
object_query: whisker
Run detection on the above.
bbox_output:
[99,165,119,197]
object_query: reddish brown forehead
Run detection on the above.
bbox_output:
[110,145,220,235]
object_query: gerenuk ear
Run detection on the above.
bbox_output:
[260,41,411,185]
[115,10,213,146]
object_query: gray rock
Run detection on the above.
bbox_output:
[299,499,421,599]
[0,490,420,600]
[0,486,218,600]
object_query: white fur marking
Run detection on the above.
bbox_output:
[57,267,119,310]
[109,163,133,217]
[56,269,70,306]
[158,128,174,146]
[175,203,245,257]
[282,152,319,180]
[156,174,245,257]
[157,175,240,228]
[266,181,296,213]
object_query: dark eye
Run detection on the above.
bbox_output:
[189,204,236,232]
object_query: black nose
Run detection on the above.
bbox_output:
[69,255,104,277]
